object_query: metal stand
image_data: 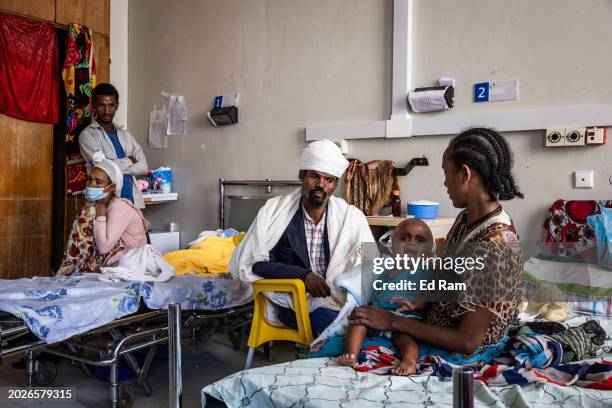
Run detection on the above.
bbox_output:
[25,350,34,387]
[453,366,474,408]
[244,347,255,370]
[169,303,182,408]
[110,360,119,408]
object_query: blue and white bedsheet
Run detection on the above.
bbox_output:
[0,273,251,344]
[144,274,251,311]
[202,358,612,408]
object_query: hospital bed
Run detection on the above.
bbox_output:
[202,295,612,408]
[0,274,253,408]
[202,199,612,408]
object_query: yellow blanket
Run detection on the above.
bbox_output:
[163,234,244,277]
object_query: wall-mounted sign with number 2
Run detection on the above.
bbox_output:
[474,82,490,102]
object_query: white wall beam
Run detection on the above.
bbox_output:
[306,121,386,141]
[391,0,413,120]
[110,0,129,127]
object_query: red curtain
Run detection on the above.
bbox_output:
[0,12,59,123]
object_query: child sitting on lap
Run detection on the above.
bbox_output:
[337,218,434,376]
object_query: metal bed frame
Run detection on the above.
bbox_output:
[0,309,169,407]
[218,179,301,229]
[0,303,253,408]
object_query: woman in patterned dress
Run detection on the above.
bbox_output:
[349,127,525,370]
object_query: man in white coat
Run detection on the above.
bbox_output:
[230,140,374,336]
[79,83,149,209]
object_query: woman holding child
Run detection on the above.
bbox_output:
[346,127,524,374]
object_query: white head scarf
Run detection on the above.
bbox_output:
[92,151,123,196]
[299,139,349,178]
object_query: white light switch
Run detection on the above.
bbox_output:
[574,171,594,188]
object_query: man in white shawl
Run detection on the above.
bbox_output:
[230,140,375,336]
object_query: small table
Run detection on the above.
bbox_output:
[366,216,456,240]
[142,192,178,206]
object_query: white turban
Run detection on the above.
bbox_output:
[92,151,123,196]
[299,139,349,178]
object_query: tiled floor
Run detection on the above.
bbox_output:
[0,334,294,407]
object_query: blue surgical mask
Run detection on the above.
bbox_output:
[85,186,109,202]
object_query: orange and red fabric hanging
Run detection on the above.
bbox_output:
[62,23,96,194]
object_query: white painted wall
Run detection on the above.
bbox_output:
[110,0,129,127]
[128,0,392,245]
[127,0,612,246]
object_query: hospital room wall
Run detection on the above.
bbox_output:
[128,0,612,246]
[127,0,392,245]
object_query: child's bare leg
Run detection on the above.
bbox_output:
[390,332,418,376]
[337,324,367,366]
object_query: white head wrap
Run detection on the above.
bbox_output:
[92,151,123,196]
[299,139,349,178]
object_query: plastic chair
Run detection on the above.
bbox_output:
[244,279,313,369]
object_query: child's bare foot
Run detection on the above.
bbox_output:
[390,358,417,376]
[337,353,357,366]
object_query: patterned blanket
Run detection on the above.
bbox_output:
[0,273,251,343]
[203,316,612,407]
[342,333,611,389]
[202,358,612,408]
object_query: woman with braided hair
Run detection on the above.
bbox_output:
[348,127,525,373]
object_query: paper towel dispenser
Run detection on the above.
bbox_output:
[207,106,238,126]
[408,85,454,113]
[207,93,239,127]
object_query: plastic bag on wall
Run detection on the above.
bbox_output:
[148,106,168,149]
[587,207,612,270]
[167,95,187,135]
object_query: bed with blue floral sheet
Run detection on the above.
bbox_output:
[0,273,252,344]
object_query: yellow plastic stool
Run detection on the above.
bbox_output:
[244,279,313,369]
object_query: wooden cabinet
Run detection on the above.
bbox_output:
[0,115,53,278]
[0,0,55,21]
[93,32,110,82]
[0,0,109,278]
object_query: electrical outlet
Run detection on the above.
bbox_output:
[574,171,594,188]
[565,127,586,146]
[545,128,565,147]
[586,127,606,144]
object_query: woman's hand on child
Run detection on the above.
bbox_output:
[390,298,425,312]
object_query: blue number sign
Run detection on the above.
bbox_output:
[214,96,223,109]
[474,82,490,102]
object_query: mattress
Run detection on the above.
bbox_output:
[202,313,612,408]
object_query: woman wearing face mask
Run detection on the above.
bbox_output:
[57,152,148,275]
[89,151,148,266]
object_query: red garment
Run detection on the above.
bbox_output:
[0,12,59,123]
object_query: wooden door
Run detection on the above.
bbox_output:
[0,116,53,278]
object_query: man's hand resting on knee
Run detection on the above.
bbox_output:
[304,272,331,298]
